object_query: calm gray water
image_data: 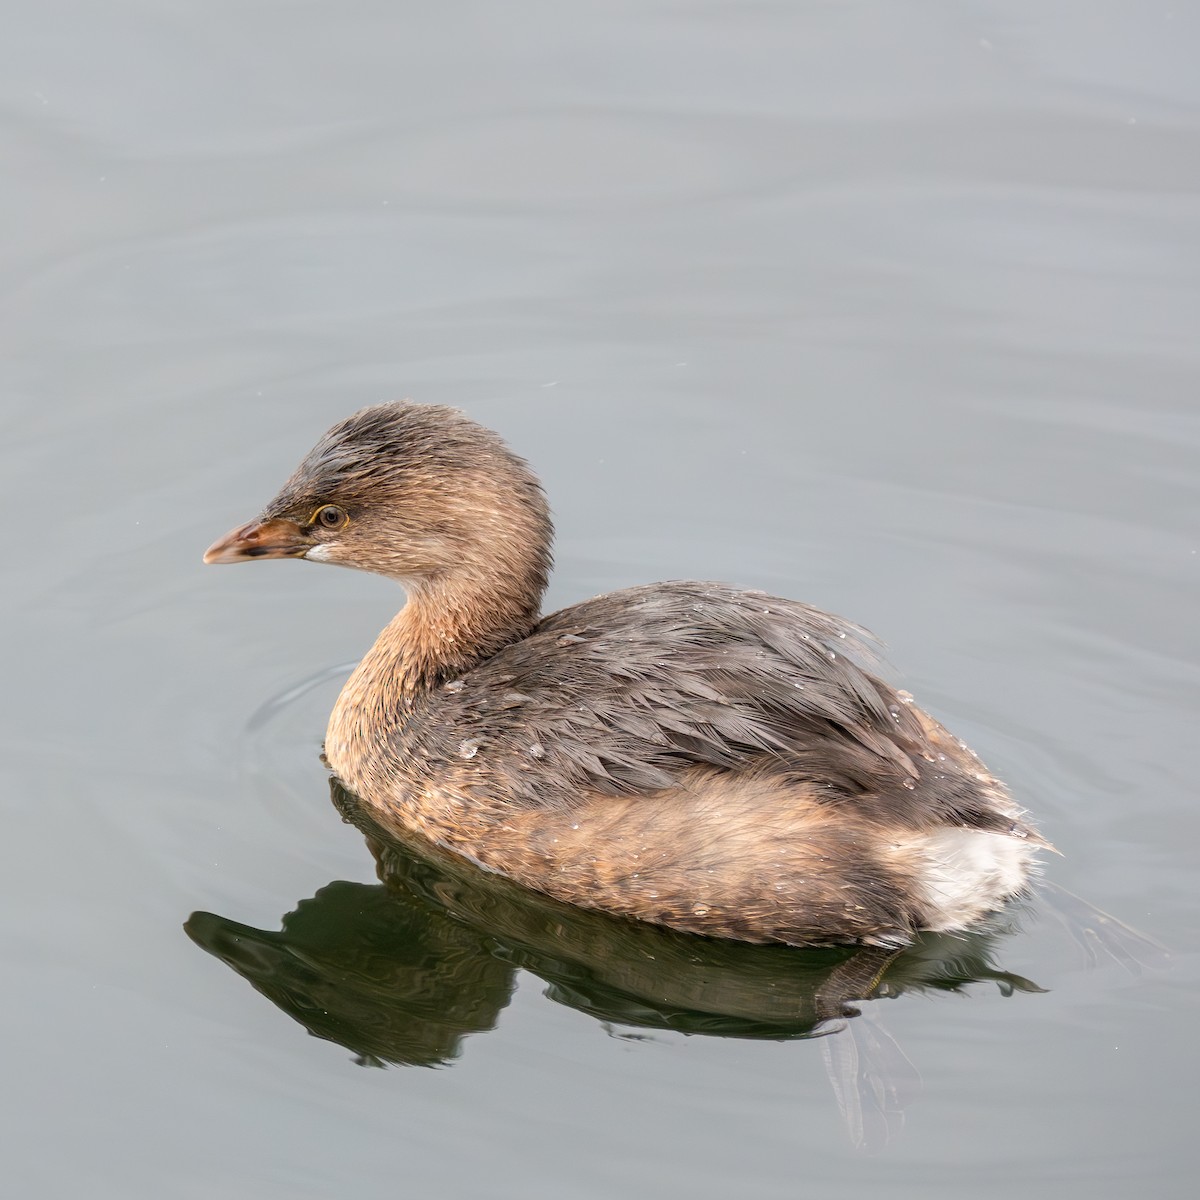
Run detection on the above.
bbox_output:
[3,2,1196,1196]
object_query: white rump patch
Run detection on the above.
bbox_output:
[914,828,1037,931]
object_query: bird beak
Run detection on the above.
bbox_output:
[203,517,312,564]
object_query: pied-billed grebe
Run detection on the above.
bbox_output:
[204,402,1048,947]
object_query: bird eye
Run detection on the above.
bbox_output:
[313,504,348,530]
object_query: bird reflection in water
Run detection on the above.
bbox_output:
[183,780,1159,1148]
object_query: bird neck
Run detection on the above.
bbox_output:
[379,577,544,691]
[324,571,543,790]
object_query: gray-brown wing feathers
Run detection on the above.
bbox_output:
[397,582,1011,834]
